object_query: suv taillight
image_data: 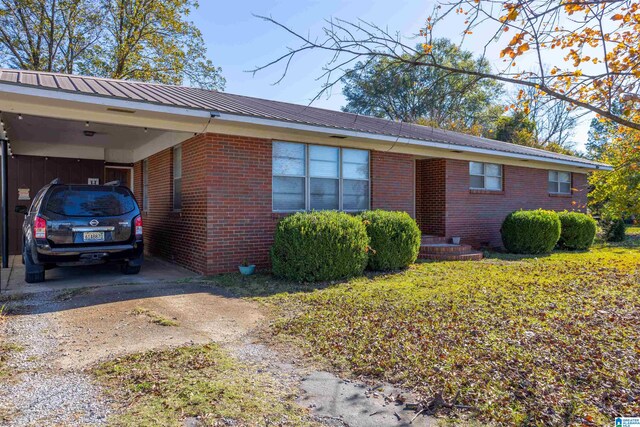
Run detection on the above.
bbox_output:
[34,216,47,239]
[134,215,143,238]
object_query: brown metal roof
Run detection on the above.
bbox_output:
[0,68,608,168]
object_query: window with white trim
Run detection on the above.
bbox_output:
[272,141,370,212]
[172,145,182,210]
[142,158,149,211]
[548,170,571,194]
[469,162,502,191]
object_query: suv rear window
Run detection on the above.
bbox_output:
[44,186,136,217]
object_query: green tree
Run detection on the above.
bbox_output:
[0,0,101,73]
[0,0,224,89]
[494,111,536,145]
[493,108,576,155]
[587,102,623,160]
[341,39,501,133]
[588,109,640,219]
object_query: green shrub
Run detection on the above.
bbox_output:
[359,210,421,271]
[557,211,597,250]
[271,211,369,282]
[600,217,626,242]
[500,209,561,254]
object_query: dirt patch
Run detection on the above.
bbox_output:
[51,282,264,369]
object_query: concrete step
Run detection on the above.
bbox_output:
[419,243,474,255]
[420,251,484,261]
[421,235,449,245]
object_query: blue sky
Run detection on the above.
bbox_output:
[191,1,591,150]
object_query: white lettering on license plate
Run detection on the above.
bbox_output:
[83,231,104,242]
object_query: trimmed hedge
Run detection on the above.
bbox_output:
[501,209,561,254]
[359,210,421,271]
[557,211,597,250]
[601,217,626,242]
[271,211,369,282]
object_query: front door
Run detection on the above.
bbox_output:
[104,167,133,188]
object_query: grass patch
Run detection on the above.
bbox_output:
[0,343,24,378]
[0,293,28,304]
[94,343,316,426]
[198,273,335,298]
[0,307,23,378]
[627,226,640,236]
[228,244,640,426]
[130,307,179,327]
[55,287,93,301]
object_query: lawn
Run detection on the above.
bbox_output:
[627,225,640,236]
[212,242,640,426]
[95,344,318,426]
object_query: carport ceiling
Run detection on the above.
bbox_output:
[3,113,185,150]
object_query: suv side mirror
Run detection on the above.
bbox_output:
[15,205,28,215]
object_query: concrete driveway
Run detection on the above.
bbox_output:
[0,254,196,295]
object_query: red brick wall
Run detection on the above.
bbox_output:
[415,159,446,235]
[133,134,417,274]
[203,134,278,274]
[443,159,588,247]
[133,134,210,273]
[134,132,589,273]
[370,151,415,216]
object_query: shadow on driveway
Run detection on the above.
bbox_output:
[1,255,197,295]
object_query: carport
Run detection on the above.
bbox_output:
[0,76,212,267]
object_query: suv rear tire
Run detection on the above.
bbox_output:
[120,263,141,275]
[25,270,45,283]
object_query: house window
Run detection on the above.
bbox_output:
[342,148,369,210]
[273,142,306,211]
[548,171,571,194]
[469,161,502,191]
[272,141,370,212]
[142,158,149,211]
[310,145,339,210]
[173,145,182,210]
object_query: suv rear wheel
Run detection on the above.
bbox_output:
[120,254,142,275]
[120,263,141,275]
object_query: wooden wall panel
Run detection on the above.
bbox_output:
[6,155,104,254]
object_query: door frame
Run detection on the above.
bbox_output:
[104,165,134,190]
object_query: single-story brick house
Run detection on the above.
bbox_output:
[0,69,610,273]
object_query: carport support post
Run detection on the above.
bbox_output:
[1,138,7,269]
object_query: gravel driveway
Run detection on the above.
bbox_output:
[0,282,264,426]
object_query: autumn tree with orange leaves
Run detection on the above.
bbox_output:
[255,0,640,131]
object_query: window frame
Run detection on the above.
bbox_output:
[548,170,572,195]
[272,141,308,212]
[142,158,149,212]
[271,141,370,213]
[469,161,503,191]
[172,145,182,211]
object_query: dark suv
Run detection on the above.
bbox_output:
[16,179,144,283]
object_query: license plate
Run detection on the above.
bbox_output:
[83,231,105,242]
